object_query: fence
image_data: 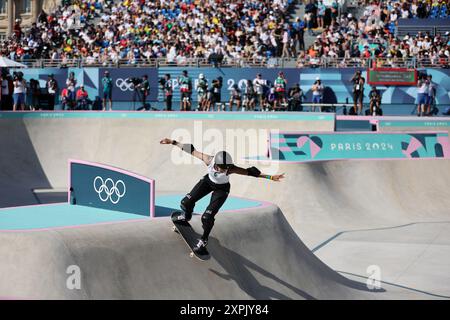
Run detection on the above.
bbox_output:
[16,56,450,70]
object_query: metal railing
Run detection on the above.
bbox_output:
[14,56,450,69]
[396,25,450,38]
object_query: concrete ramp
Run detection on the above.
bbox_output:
[1,114,450,299]
[0,204,379,300]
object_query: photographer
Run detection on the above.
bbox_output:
[46,74,58,111]
[66,72,77,103]
[12,72,27,111]
[133,75,150,110]
[1,71,13,111]
[210,77,223,111]
[229,84,242,112]
[161,74,173,111]
[243,80,256,111]
[140,75,150,109]
[28,79,40,111]
[178,70,192,111]
[253,74,266,112]
[274,72,287,111]
[197,74,208,111]
[351,70,365,115]
[368,85,381,116]
[288,83,306,112]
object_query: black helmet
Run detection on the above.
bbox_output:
[214,151,233,169]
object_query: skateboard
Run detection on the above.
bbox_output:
[171,211,210,261]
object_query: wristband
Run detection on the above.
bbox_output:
[171,140,177,145]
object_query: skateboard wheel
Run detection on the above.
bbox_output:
[190,252,194,258]
[172,226,176,232]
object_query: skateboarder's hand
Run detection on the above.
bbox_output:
[272,173,285,182]
[160,138,173,145]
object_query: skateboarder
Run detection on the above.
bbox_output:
[160,138,284,253]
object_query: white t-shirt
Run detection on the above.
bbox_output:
[13,80,25,94]
[417,80,428,94]
[207,159,230,185]
[253,78,265,94]
[313,84,324,96]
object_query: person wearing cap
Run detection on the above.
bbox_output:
[197,73,208,111]
[159,138,285,252]
[101,70,113,111]
[274,72,287,111]
[46,74,58,111]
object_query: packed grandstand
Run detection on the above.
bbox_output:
[0,0,448,115]
[0,0,448,68]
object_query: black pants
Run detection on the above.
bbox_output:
[1,95,12,110]
[48,94,56,110]
[180,174,230,241]
[166,95,172,111]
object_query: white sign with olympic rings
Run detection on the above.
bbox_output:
[93,176,126,204]
[115,78,135,91]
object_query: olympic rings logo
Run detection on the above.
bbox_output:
[93,176,126,204]
[115,78,134,91]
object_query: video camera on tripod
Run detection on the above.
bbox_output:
[127,77,143,87]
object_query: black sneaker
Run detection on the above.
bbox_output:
[177,212,192,222]
[193,239,208,252]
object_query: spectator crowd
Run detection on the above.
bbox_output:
[1,0,294,66]
[0,0,448,68]
[296,0,449,68]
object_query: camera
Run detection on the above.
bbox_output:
[13,71,23,81]
[127,77,143,86]
[158,77,166,87]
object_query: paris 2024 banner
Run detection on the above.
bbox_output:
[269,131,450,162]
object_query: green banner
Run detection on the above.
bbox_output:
[379,120,450,128]
[0,111,333,121]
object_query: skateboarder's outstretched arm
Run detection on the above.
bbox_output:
[160,138,213,165]
[228,165,285,182]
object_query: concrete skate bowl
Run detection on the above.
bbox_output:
[0,113,449,299]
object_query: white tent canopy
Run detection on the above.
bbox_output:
[0,56,28,68]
